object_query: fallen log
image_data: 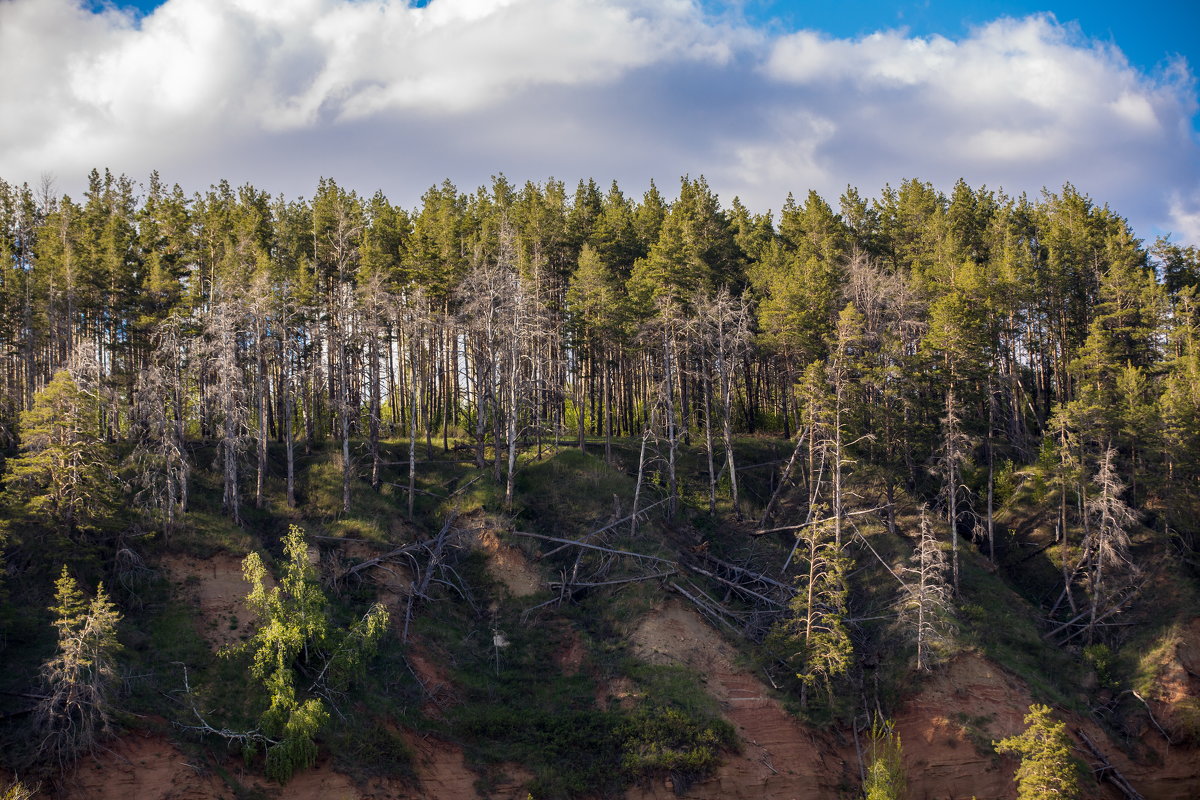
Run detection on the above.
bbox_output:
[1076,728,1144,800]
[510,530,674,566]
[538,497,670,560]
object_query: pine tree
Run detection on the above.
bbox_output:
[862,719,905,800]
[6,370,119,537]
[35,567,123,773]
[995,704,1080,800]
[779,520,853,709]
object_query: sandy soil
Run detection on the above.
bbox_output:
[111,536,1200,800]
[627,598,854,799]
[160,554,265,651]
[893,654,1031,800]
[474,523,542,598]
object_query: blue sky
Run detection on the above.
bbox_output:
[10,1,1200,245]
[748,1,1200,77]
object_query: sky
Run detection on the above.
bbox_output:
[3,0,1199,245]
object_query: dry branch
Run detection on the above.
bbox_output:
[547,570,676,591]
[538,497,670,560]
[1076,728,1145,800]
[509,530,674,566]
[754,506,885,535]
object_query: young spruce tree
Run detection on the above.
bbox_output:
[994,704,1080,800]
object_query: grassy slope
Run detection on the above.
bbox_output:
[2,435,1198,797]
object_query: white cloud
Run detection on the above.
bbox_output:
[0,2,1196,246]
[738,13,1200,241]
[1169,192,1200,245]
[0,0,738,176]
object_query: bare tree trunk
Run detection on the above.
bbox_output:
[662,326,678,520]
[409,325,419,522]
[603,351,613,465]
[703,371,717,513]
[632,427,650,536]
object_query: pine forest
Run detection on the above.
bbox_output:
[0,169,1198,799]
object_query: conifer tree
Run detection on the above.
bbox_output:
[6,370,118,537]
[779,519,852,709]
[862,719,905,800]
[995,704,1080,800]
[35,567,122,773]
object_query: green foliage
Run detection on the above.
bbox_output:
[35,567,123,773]
[1082,644,1118,691]
[232,524,388,783]
[5,371,120,537]
[0,780,36,800]
[993,459,1017,509]
[862,719,905,800]
[773,522,853,709]
[618,705,736,786]
[994,704,1080,800]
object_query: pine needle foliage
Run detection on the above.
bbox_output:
[34,567,123,774]
[994,704,1080,800]
[862,718,905,800]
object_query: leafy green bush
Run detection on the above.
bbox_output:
[618,705,736,785]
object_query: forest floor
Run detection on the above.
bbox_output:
[11,443,1200,800]
[49,539,1200,800]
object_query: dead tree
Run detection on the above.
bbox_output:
[358,272,393,491]
[936,385,971,590]
[1083,448,1137,642]
[690,289,752,518]
[246,274,273,509]
[896,508,955,670]
[204,292,249,525]
[399,292,433,521]
[458,260,509,476]
[130,317,190,535]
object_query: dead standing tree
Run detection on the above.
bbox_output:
[1083,447,1138,643]
[130,316,191,535]
[638,299,685,520]
[203,291,249,525]
[398,291,433,521]
[895,508,955,670]
[936,386,971,591]
[458,261,508,475]
[689,289,752,518]
[501,274,546,511]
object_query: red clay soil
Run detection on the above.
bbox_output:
[60,729,521,800]
[892,639,1200,800]
[627,599,855,799]
[70,542,1198,799]
[894,654,1031,799]
[625,600,1200,800]
[1114,617,1200,800]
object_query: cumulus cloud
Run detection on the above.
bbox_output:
[737,14,1200,237]
[1169,192,1200,245]
[0,0,743,177]
[0,2,1197,245]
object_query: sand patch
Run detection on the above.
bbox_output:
[160,554,266,651]
[628,599,852,799]
[474,522,541,598]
